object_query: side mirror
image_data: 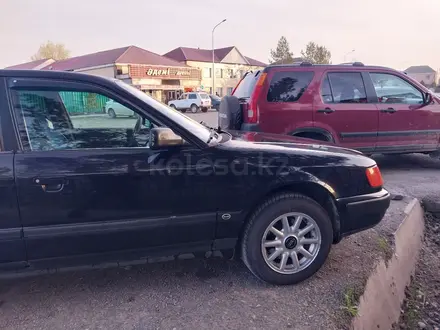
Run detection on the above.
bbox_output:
[150,128,184,150]
[424,92,432,105]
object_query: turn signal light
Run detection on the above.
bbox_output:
[366,165,384,188]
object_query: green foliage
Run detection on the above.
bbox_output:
[31,41,70,61]
[300,42,332,64]
[269,36,293,64]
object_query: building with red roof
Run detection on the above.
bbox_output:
[164,46,266,96]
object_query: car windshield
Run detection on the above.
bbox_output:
[200,93,210,99]
[210,94,221,101]
[115,80,211,142]
[233,71,261,98]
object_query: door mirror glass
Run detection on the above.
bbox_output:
[150,128,184,149]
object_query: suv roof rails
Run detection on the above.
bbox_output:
[299,61,313,67]
[339,62,365,67]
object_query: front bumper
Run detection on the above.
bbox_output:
[336,189,391,238]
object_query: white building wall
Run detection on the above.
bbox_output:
[185,61,264,95]
[407,72,436,86]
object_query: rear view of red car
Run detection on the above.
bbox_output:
[218,62,440,157]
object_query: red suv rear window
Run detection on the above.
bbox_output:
[267,71,314,102]
[233,71,262,99]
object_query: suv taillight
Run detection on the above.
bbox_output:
[244,73,267,124]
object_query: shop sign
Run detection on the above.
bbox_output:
[146,68,191,77]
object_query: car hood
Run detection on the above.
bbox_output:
[227,130,365,157]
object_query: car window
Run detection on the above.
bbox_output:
[321,76,334,103]
[232,71,261,98]
[370,73,423,105]
[179,94,187,100]
[200,93,210,100]
[326,72,368,104]
[188,93,197,100]
[267,71,314,102]
[10,89,159,151]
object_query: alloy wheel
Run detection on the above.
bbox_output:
[261,212,321,275]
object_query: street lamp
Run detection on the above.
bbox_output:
[344,49,355,62]
[212,19,227,95]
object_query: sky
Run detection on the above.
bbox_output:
[1,0,439,71]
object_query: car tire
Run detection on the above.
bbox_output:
[201,107,208,113]
[190,104,199,113]
[108,108,116,118]
[170,104,176,110]
[181,108,187,113]
[241,193,333,285]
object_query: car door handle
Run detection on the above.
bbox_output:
[33,178,66,193]
[317,108,335,114]
[380,108,397,114]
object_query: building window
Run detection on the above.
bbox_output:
[226,87,234,95]
[216,69,222,78]
[216,87,223,97]
[227,69,234,78]
[203,68,212,78]
[116,65,129,75]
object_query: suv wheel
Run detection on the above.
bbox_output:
[241,193,333,285]
[190,104,199,113]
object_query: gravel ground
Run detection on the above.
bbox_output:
[0,110,438,330]
[393,212,440,330]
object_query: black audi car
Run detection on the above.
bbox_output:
[0,69,390,285]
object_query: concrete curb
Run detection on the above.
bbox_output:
[351,198,425,330]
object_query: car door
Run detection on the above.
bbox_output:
[314,71,379,152]
[7,77,218,264]
[176,93,187,110]
[188,93,198,108]
[0,79,27,270]
[369,71,440,153]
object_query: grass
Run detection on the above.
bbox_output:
[378,236,393,264]
[341,287,360,317]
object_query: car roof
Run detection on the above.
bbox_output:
[264,62,402,74]
[0,69,118,85]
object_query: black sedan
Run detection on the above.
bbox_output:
[0,69,390,285]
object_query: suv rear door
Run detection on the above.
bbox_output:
[369,71,440,153]
[314,70,378,152]
[256,68,315,134]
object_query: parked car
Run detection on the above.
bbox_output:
[105,99,136,118]
[0,69,390,285]
[168,92,211,113]
[220,62,440,157]
[209,94,221,111]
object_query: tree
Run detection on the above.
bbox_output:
[300,42,331,64]
[269,36,293,64]
[31,41,70,61]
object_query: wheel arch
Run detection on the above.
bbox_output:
[238,181,341,251]
[290,127,335,143]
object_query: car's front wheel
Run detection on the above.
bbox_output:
[241,193,333,285]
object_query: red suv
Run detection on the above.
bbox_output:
[219,62,440,156]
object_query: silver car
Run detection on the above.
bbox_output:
[105,99,135,118]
